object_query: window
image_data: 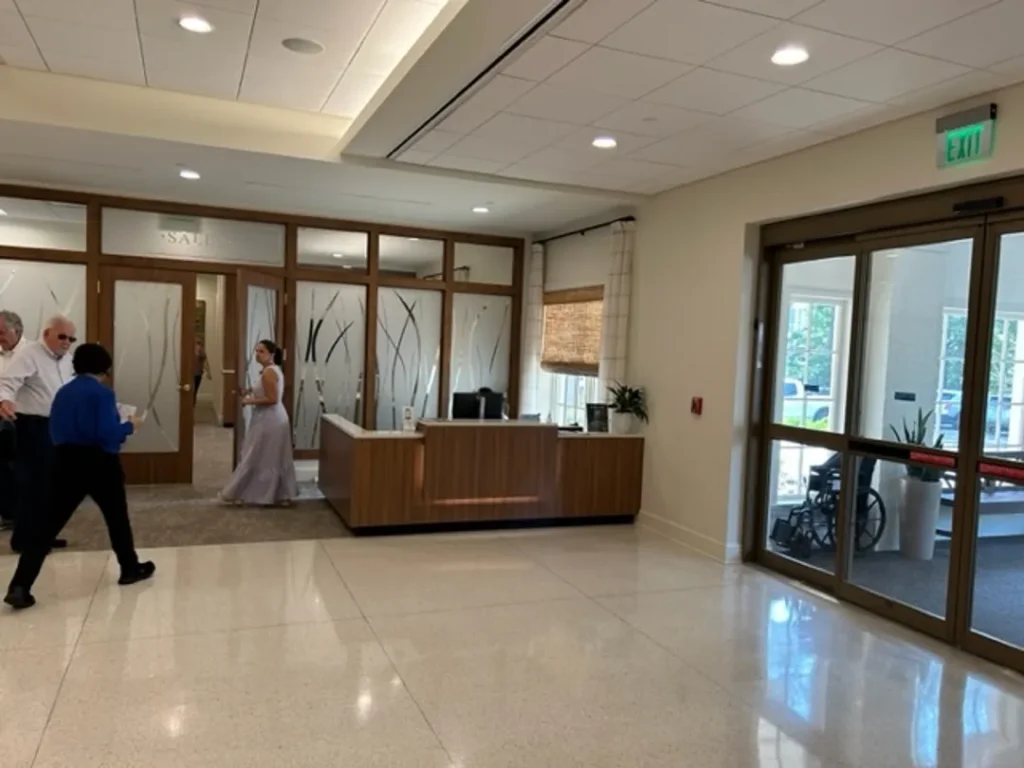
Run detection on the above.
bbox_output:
[540,287,603,376]
[548,373,601,427]
[939,309,1024,450]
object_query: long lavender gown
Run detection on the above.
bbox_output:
[221,365,297,505]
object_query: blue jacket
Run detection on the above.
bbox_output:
[49,375,134,454]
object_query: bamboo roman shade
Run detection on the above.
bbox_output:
[540,287,603,376]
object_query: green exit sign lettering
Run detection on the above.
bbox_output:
[936,104,997,169]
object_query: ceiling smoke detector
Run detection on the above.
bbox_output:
[178,15,213,34]
[282,38,325,55]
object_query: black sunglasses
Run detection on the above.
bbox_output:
[57,334,77,343]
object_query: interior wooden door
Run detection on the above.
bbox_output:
[99,265,196,484]
[234,269,285,467]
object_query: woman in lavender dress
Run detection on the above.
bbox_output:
[220,339,297,506]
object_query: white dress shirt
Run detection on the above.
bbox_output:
[0,340,73,417]
[0,336,27,377]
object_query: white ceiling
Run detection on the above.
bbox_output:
[396,0,1023,193]
[0,0,447,117]
[0,119,637,235]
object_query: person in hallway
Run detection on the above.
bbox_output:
[219,339,297,506]
[4,343,155,610]
[0,310,27,532]
[193,338,212,405]
[0,315,76,553]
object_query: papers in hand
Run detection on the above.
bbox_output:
[117,403,139,424]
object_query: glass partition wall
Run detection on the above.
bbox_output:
[752,190,1024,676]
[0,188,523,473]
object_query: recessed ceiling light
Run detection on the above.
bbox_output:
[282,37,324,55]
[408,237,420,242]
[0,209,7,216]
[332,253,344,259]
[592,136,617,149]
[472,206,489,214]
[179,168,201,180]
[771,44,808,66]
[178,15,213,34]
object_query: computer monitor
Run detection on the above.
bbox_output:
[451,390,505,420]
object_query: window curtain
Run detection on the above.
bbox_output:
[597,220,635,393]
[518,242,545,415]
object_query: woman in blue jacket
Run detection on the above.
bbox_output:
[4,343,155,610]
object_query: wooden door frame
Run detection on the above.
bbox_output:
[99,265,196,484]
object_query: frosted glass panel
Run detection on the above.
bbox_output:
[380,236,443,279]
[376,287,441,429]
[0,198,86,251]
[450,294,512,405]
[293,282,366,448]
[297,228,368,271]
[0,259,86,341]
[454,243,514,285]
[244,286,277,432]
[113,281,182,454]
[102,209,284,266]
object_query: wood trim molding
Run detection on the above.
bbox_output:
[543,286,604,304]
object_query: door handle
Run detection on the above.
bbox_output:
[178,383,192,392]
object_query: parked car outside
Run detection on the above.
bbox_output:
[781,378,831,429]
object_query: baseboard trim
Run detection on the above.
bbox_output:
[637,510,741,564]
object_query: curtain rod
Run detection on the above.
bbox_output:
[536,215,635,245]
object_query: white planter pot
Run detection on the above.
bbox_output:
[898,476,942,561]
[609,411,633,435]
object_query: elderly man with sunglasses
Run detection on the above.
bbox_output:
[0,315,76,553]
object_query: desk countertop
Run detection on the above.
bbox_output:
[322,413,645,439]
[321,414,422,439]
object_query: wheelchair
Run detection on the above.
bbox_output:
[770,454,887,559]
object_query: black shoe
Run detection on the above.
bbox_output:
[51,538,68,549]
[118,561,156,586]
[3,587,36,610]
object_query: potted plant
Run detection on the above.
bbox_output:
[608,382,648,435]
[889,408,945,561]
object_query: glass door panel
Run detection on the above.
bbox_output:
[235,271,284,466]
[770,256,855,433]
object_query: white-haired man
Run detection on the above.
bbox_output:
[0,315,76,552]
[0,309,27,531]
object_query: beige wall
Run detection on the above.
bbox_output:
[630,80,1024,562]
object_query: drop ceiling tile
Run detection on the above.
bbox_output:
[551,0,657,44]
[732,87,870,128]
[18,0,136,29]
[0,44,46,70]
[45,52,146,86]
[739,128,830,161]
[28,18,142,63]
[363,0,443,68]
[239,56,344,111]
[547,46,691,98]
[428,154,508,174]
[708,23,881,85]
[247,15,363,68]
[0,0,14,9]
[396,149,436,165]
[705,0,823,19]
[186,0,257,10]
[603,0,778,65]
[135,0,254,47]
[507,146,609,173]
[506,83,628,125]
[644,67,784,114]
[805,49,969,103]
[794,0,997,46]
[593,100,711,138]
[552,127,658,154]
[887,69,1009,110]
[899,1,1024,69]
[322,70,387,117]
[0,9,36,48]
[631,116,792,164]
[257,0,384,28]
[410,129,462,154]
[436,75,536,134]
[142,35,245,99]
[623,164,707,194]
[502,35,589,81]
[472,113,579,148]
[444,134,538,164]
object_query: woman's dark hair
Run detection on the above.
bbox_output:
[73,343,113,376]
[258,339,284,366]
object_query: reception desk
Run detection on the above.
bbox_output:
[317,415,644,532]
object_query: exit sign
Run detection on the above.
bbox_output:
[936,104,997,169]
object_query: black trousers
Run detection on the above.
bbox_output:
[193,374,202,405]
[9,416,54,551]
[0,460,16,523]
[8,445,140,592]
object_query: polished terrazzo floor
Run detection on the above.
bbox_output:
[3,526,1024,767]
